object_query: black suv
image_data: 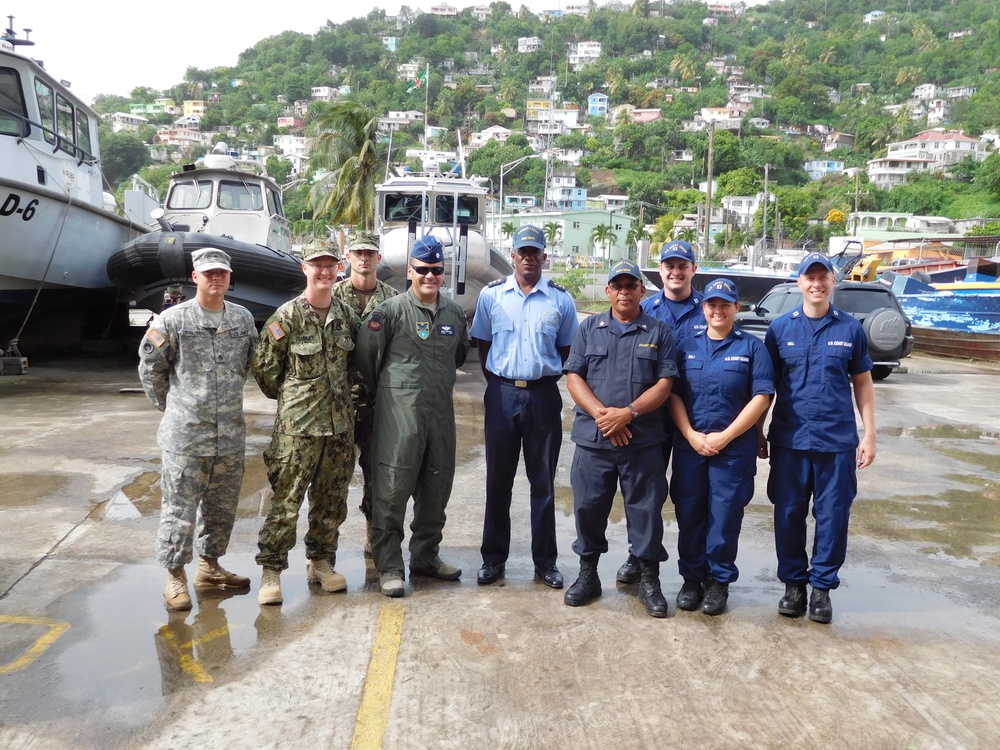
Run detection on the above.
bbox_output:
[734,280,914,380]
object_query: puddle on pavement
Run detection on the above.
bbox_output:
[853,481,1000,566]
[0,475,69,508]
[914,425,1000,441]
[0,554,372,743]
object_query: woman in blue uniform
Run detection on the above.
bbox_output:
[668,278,774,615]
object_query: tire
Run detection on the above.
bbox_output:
[871,364,893,381]
[862,307,906,359]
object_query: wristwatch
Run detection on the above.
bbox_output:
[628,404,640,422]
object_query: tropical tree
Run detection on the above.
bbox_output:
[670,50,701,82]
[625,224,651,261]
[307,99,385,231]
[542,221,562,249]
[590,223,618,257]
[501,221,516,238]
[675,226,698,243]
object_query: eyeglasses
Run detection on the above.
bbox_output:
[609,281,642,291]
[306,262,339,272]
[410,265,445,276]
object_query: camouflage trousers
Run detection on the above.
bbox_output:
[157,450,244,569]
[354,402,375,522]
[256,431,354,570]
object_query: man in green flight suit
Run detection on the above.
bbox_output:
[331,231,398,556]
[356,235,470,598]
[252,238,359,605]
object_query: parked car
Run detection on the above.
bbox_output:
[734,280,914,380]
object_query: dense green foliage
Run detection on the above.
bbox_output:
[92,0,1000,239]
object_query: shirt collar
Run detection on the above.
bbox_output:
[503,274,550,297]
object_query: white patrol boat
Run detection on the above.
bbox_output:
[0,18,145,346]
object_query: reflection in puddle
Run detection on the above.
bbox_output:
[853,482,1000,566]
[914,425,1000,441]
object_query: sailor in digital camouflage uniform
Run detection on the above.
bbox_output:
[356,235,470,598]
[331,231,398,555]
[138,247,258,612]
[252,238,359,605]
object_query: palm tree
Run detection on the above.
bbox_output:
[307,100,385,231]
[818,46,836,65]
[670,51,701,82]
[626,224,651,261]
[501,221,516,239]
[675,226,698,243]
[895,66,922,87]
[543,221,562,250]
[590,224,618,259]
[498,82,518,105]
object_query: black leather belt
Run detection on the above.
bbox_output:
[497,375,559,388]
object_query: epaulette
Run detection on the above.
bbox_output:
[487,278,505,288]
[549,281,567,292]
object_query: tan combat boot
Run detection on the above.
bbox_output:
[194,557,251,589]
[258,568,283,605]
[307,560,348,592]
[164,567,192,611]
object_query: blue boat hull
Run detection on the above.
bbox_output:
[896,291,1000,334]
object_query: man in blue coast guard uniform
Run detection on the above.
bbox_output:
[613,239,707,585]
[471,224,578,589]
[764,253,877,624]
[563,260,677,618]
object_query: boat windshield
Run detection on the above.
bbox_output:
[435,194,479,225]
[0,67,27,136]
[167,181,213,209]
[383,192,428,223]
[219,180,264,211]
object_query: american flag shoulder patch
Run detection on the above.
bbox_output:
[268,322,286,340]
[147,328,166,347]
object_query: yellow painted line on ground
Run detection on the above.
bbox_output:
[157,624,214,683]
[0,615,72,674]
[351,602,405,750]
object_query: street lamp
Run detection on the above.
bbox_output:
[498,153,544,248]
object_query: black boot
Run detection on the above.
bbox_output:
[564,555,602,607]
[638,560,668,618]
[701,580,729,616]
[675,579,705,611]
[778,583,807,617]
[616,553,640,584]
[808,588,833,624]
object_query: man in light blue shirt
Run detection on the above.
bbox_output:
[471,224,578,589]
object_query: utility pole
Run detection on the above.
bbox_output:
[761,163,770,259]
[853,170,861,236]
[703,122,715,261]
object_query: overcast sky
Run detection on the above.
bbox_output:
[5,1,558,103]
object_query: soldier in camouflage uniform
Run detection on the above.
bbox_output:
[331,231,398,556]
[253,238,359,605]
[138,248,258,611]
[356,236,470,598]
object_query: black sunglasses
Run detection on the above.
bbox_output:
[410,265,445,276]
[609,281,642,291]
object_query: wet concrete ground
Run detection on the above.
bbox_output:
[1,350,1000,749]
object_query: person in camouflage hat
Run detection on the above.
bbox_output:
[252,238,360,605]
[331,231,398,556]
[139,247,258,612]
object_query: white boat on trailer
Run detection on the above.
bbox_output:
[0,18,146,350]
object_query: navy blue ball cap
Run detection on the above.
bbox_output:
[512,224,546,250]
[660,241,696,263]
[608,259,644,282]
[797,252,834,275]
[702,277,739,303]
[411,235,444,263]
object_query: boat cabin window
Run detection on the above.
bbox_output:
[76,110,92,157]
[55,93,75,155]
[266,187,282,217]
[434,194,479,225]
[34,78,55,145]
[0,68,27,136]
[384,192,427,222]
[167,181,213,209]
[219,180,264,211]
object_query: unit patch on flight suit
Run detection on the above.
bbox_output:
[367,311,385,331]
[416,321,430,340]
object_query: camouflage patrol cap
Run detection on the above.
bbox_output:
[347,231,381,253]
[301,237,340,261]
[191,248,232,272]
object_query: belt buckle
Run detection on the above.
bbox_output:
[514,379,528,388]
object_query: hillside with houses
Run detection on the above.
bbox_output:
[92,0,1000,259]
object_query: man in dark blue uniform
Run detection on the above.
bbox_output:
[764,253,877,624]
[612,240,709,585]
[563,260,677,618]
[471,225,579,589]
[668,278,774,616]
